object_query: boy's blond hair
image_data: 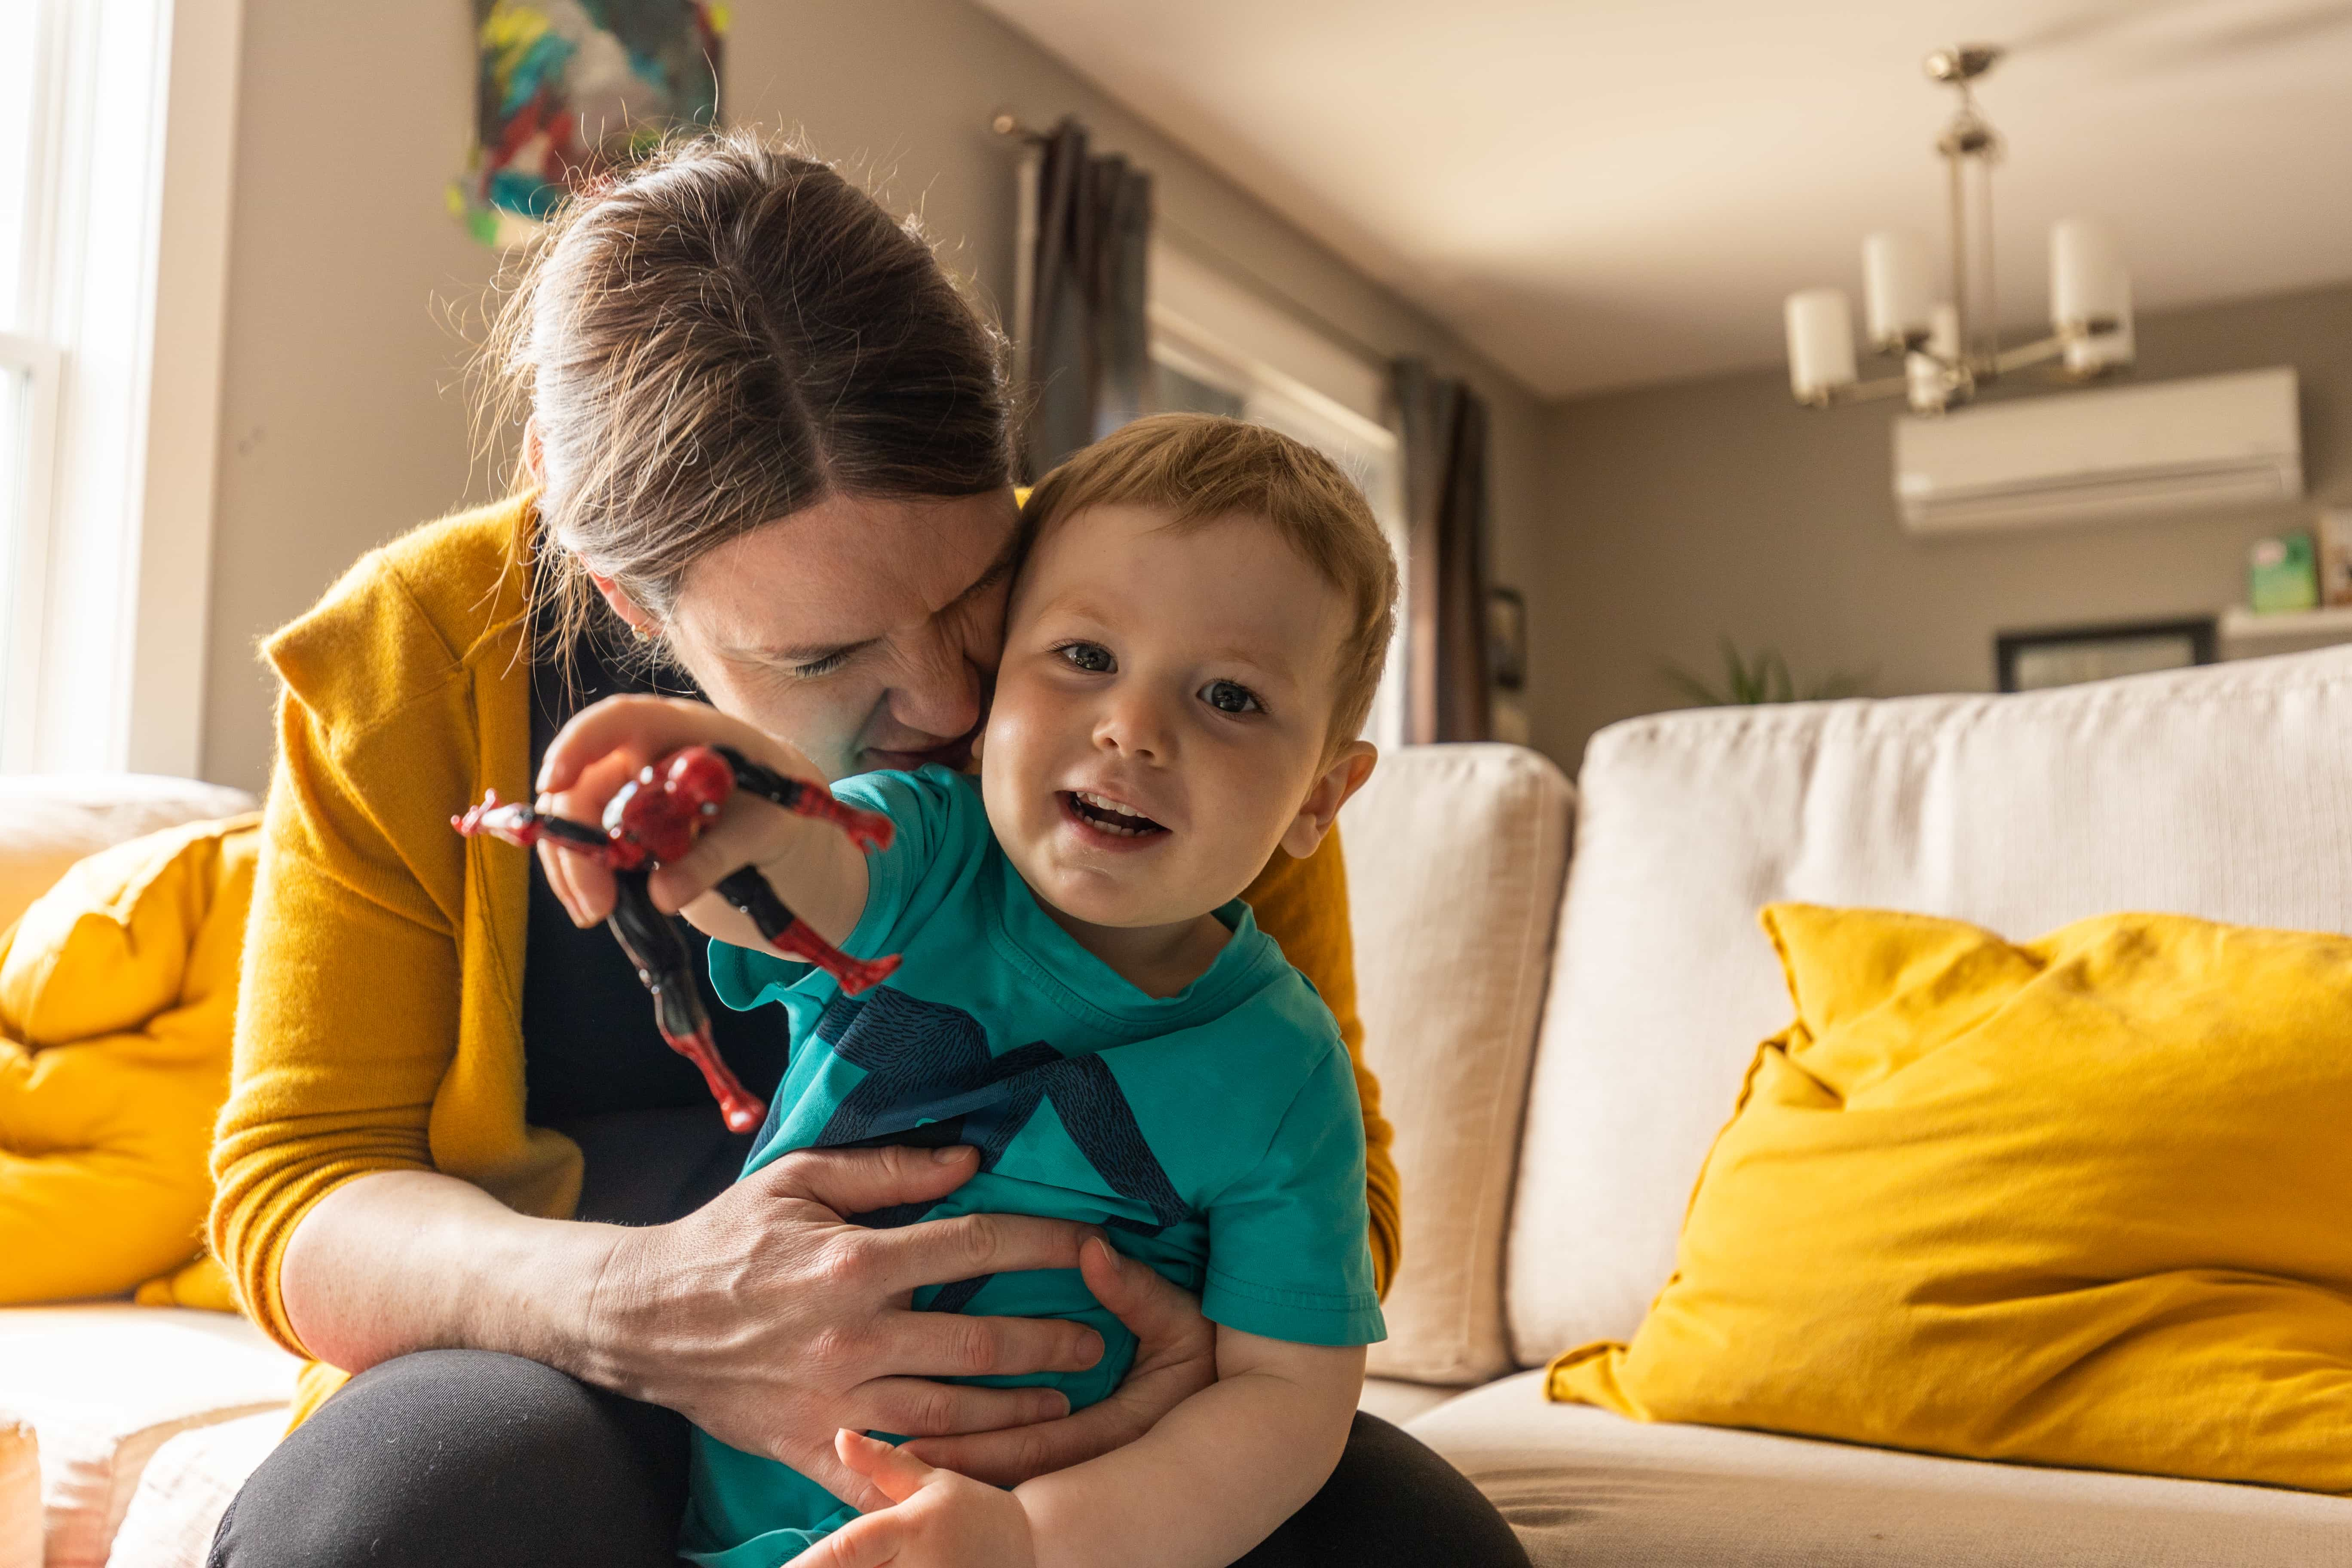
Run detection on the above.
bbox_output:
[1021,414,1399,756]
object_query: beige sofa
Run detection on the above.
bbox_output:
[9,647,2352,1564]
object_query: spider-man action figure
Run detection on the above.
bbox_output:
[453,744,901,1134]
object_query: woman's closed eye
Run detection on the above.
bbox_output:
[1200,679,1264,716]
[790,649,855,680]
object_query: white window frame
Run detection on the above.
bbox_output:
[1146,236,1412,752]
[3,0,242,776]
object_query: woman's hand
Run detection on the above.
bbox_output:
[900,1236,1219,1486]
[534,693,862,945]
[580,1142,1115,1503]
[790,1431,1038,1568]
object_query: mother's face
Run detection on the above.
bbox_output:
[609,490,1021,783]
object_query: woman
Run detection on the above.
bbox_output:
[207,132,1526,1568]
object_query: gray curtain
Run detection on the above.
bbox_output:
[1393,360,1493,744]
[1017,118,1153,481]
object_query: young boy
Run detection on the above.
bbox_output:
[557,414,1396,1568]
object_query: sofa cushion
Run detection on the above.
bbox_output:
[1552,903,2352,1494]
[1,1417,36,1568]
[105,1408,285,1568]
[0,775,255,934]
[0,1305,298,1568]
[3,817,263,1307]
[1340,744,1574,1385]
[1408,1370,2352,1568]
[1507,646,2352,1366]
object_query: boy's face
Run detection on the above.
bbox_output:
[981,502,1372,934]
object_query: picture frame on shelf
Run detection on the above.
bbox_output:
[1994,617,2217,694]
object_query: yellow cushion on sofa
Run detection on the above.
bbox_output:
[1547,903,2352,1495]
[0,815,260,1306]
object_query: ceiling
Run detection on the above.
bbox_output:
[971,0,2352,398]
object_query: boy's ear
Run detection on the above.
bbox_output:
[1280,740,1378,861]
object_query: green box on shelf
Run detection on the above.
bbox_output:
[2249,532,2319,616]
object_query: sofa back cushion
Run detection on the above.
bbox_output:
[1507,646,2352,1366]
[0,775,256,933]
[1341,744,1574,1385]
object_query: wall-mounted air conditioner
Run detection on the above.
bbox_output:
[1892,367,2301,535]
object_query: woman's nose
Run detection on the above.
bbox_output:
[887,623,985,741]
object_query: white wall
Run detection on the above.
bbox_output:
[197,0,1544,790]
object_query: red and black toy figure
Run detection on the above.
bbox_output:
[453,744,900,1134]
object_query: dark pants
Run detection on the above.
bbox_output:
[209,1348,1528,1568]
[214,1109,1526,1567]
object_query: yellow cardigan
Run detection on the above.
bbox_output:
[211,496,1399,1387]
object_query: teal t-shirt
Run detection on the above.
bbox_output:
[680,766,1384,1568]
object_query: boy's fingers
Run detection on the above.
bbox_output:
[836,1429,934,1505]
[536,694,708,794]
[784,1508,903,1568]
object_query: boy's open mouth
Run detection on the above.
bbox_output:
[1061,790,1168,839]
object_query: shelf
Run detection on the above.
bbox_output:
[2218,603,2352,645]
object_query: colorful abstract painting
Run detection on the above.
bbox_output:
[452,0,727,247]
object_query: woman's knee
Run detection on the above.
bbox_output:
[1237,1411,1529,1568]
[209,1349,687,1568]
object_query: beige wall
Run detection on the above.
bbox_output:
[1523,282,2352,769]
[199,0,1545,790]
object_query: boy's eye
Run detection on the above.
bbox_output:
[1059,642,1115,674]
[1201,680,1262,715]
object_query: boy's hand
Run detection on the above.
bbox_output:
[535,694,865,947]
[790,1430,1038,1568]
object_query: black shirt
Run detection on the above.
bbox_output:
[520,612,793,1127]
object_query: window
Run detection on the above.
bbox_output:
[1147,238,1412,751]
[1,0,239,775]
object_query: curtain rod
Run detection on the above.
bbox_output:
[989,109,1393,374]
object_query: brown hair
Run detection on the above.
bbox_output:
[478,130,1014,663]
[1020,414,1398,753]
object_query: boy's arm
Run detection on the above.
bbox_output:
[535,693,869,947]
[1015,1326,1365,1568]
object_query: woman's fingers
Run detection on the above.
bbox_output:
[871,1302,1103,1381]
[898,1394,1144,1488]
[1076,1235,1194,1348]
[867,1210,1100,1299]
[837,1429,935,1506]
[854,1378,1070,1440]
[759,1143,983,1221]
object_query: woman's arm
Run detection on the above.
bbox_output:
[1237,827,1400,1295]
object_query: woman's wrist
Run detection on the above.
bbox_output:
[280,1170,637,1386]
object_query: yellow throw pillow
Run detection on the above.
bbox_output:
[0,815,260,1307]
[1549,903,2352,1495]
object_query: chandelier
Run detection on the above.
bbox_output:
[1783,45,2134,415]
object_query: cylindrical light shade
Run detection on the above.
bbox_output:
[2066,276,2135,374]
[1862,230,1934,349]
[1785,288,1858,401]
[1929,301,1962,362]
[2051,219,2126,333]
